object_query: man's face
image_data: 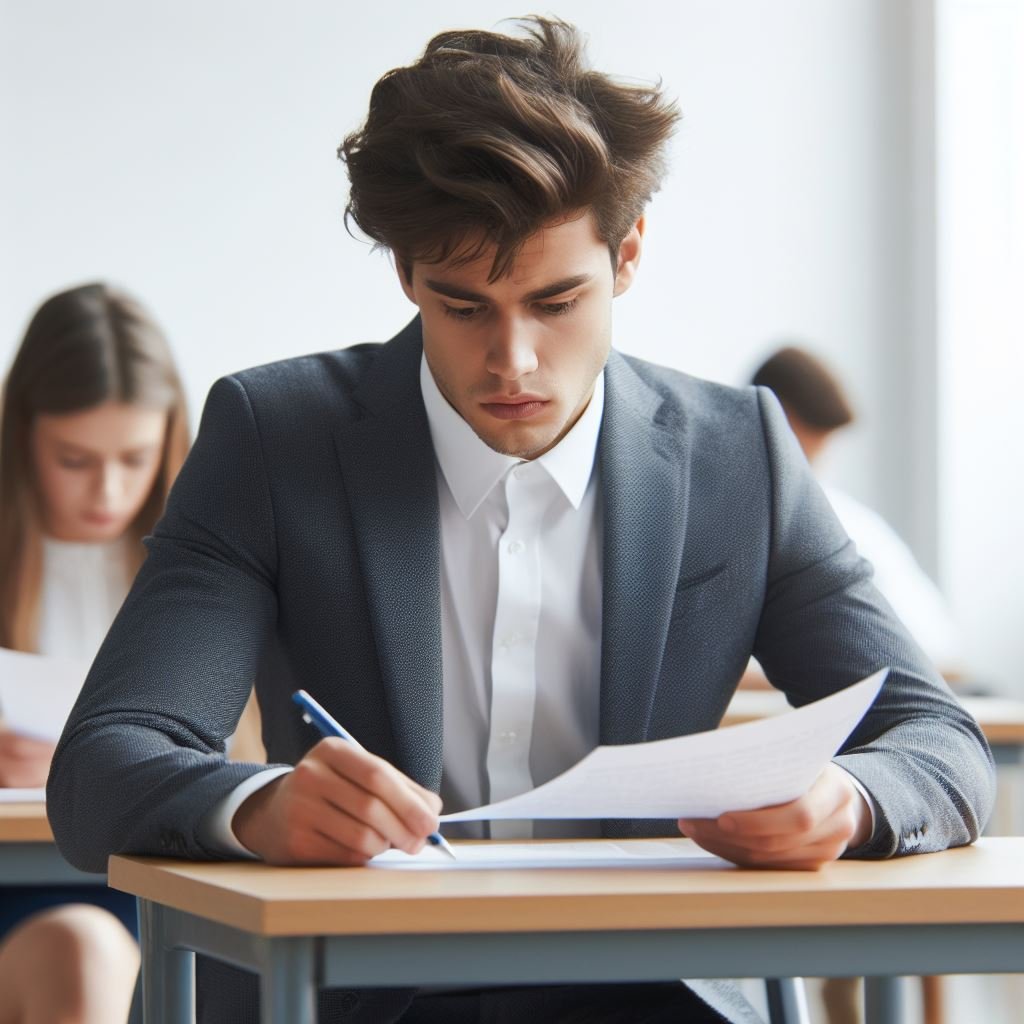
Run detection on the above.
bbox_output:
[400,211,643,460]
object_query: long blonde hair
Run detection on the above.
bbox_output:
[0,283,190,651]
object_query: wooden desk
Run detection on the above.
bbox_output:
[0,801,103,885]
[111,837,1024,1024]
[0,729,263,887]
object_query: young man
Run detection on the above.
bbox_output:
[49,17,994,1024]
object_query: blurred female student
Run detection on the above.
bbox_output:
[0,282,190,1024]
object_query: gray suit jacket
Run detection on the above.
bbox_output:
[48,318,994,1023]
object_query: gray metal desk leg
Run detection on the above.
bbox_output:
[864,976,904,1024]
[765,978,811,1024]
[139,900,193,1024]
[260,938,316,1024]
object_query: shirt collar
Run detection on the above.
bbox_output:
[420,354,604,519]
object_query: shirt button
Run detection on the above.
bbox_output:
[507,539,525,555]
[499,730,518,744]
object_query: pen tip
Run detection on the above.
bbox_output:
[431,836,457,860]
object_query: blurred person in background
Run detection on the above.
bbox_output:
[750,344,965,682]
[0,282,190,1024]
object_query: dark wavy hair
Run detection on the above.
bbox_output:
[752,346,855,430]
[339,16,680,281]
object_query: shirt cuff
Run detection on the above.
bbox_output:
[199,766,293,859]
[835,763,878,846]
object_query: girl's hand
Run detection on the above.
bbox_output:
[0,731,57,788]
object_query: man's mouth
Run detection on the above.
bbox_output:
[479,397,549,420]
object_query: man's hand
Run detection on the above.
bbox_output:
[0,731,57,788]
[678,763,872,870]
[232,738,442,865]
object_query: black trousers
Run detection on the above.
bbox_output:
[196,958,736,1023]
[398,983,731,1023]
[0,885,138,941]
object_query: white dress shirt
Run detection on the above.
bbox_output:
[423,356,604,840]
[205,358,605,852]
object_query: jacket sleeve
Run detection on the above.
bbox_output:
[47,375,285,872]
[751,387,995,857]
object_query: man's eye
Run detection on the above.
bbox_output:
[442,303,483,321]
[57,457,90,470]
[539,298,578,317]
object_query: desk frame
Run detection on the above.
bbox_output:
[2,840,104,885]
[138,899,1024,1024]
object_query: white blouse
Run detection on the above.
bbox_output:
[36,538,131,661]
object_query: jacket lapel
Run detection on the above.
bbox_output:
[331,319,444,791]
[599,353,691,746]
[330,331,693,784]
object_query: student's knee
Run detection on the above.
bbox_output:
[1,904,139,1016]
[29,903,138,964]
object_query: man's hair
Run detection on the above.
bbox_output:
[339,16,680,280]
[751,346,855,430]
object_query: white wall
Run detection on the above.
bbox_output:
[2,0,959,663]
[936,0,1024,692]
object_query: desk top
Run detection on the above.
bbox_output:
[109,837,1024,938]
[723,692,1024,744]
[0,802,52,842]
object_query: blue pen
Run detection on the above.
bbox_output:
[292,689,456,861]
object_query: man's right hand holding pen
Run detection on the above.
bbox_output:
[232,738,444,866]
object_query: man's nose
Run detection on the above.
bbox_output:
[484,317,539,380]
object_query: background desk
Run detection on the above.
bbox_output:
[724,691,1024,835]
[722,691,1024,765]
[0,801,103,885]
[111,837,1024,1024]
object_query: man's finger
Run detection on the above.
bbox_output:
[316,771,431,855]
[680,799,858,867]
[297,741,441,844]
[407,778,444,814]
[713,770,853,839]
[682,827,849,870]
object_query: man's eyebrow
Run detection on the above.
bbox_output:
[423,273,594,304]
[524,274,593,301]
[423,280,489,303]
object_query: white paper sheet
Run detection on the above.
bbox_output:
[0,647,90,742]
[0,787,47,803]
[372,839,727,870]
[441,670,887,823]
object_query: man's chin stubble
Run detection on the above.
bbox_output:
[475,428,555,461]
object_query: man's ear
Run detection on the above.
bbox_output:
[396,258,416,303]
[612,217,645,298]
